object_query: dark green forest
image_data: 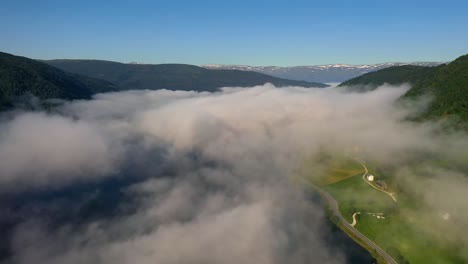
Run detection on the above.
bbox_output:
[0,52,115,110]
[339,65,440,88]
[340,54,468,128]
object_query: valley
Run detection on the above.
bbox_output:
[303,155,467,264]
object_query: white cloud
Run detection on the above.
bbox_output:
[2,83,468,263]
[0,112,118,189]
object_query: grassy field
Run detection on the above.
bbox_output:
[356,213,465,264]
[315,158,466,264]
[323,174,396,222]
[303,155,365,186]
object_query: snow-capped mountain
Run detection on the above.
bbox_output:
[203,62,443,83]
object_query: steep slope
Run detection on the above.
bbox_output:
[339,54,468,127]
[404,55,468,124]
[338,65,440,88]
[203,62,442,83]
[45,60,328,91]
[0,52,115,110]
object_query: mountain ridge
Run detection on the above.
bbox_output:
[203,62,443,83]
[0,51,329,111]
[45,59,328,91]
[0,52,116,111]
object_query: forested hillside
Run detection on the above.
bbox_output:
[339,54,468,128]
[0,52,115,110]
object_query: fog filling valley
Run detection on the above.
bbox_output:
[1,84,468,263]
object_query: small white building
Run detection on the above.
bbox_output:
[367,174,374,181]
[442,213,450,221]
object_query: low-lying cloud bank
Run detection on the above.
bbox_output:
[1,83,467,263]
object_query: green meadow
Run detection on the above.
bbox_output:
[309,157,467,264]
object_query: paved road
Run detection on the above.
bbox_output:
[310,185,398,264]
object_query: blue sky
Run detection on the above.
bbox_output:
[1,0,468,66]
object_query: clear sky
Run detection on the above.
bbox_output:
[1,0,468,66]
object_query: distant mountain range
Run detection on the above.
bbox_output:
[0,51,328,110]
[44,59,328,92]
[2,50,467,128]
[203,62,443,83]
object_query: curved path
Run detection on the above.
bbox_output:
[351,212,360,227]
[310,185,398,264]
[354,158,397,202]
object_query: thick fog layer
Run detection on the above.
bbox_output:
[1,84,467,263]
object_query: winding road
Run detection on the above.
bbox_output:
[354,158,397,202]
[310,184,398,264]
[351,212,360,227]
